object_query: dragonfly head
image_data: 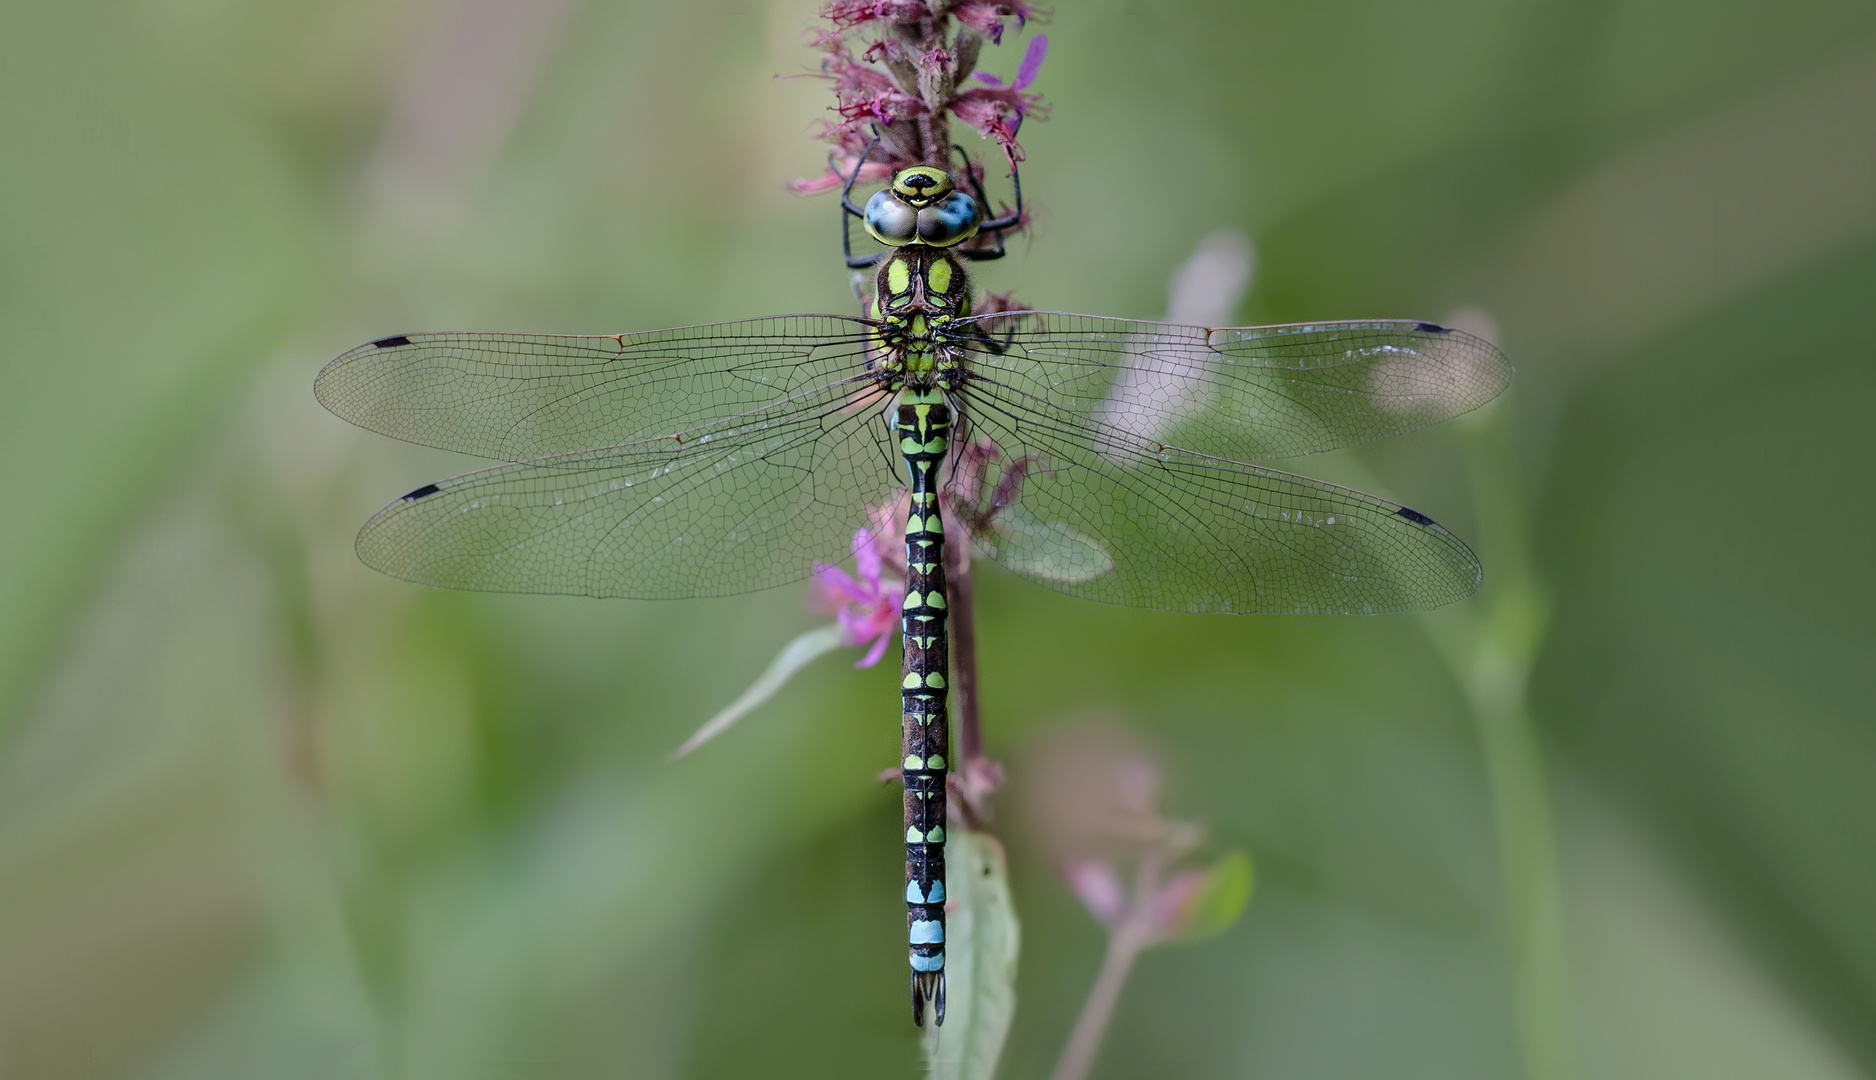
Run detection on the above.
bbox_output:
[865,167,980,249]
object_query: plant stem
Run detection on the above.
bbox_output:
[1426,404,1579,1080]
[946,558,1004,829]
[949,566,982,764]
[1050,926,1145,1080]
[1051,850,1165,1080]
[1467,648,1575,1080]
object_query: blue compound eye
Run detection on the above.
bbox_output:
[864,189,918,246]
[916,191,979,247]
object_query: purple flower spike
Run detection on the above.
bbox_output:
[811,528,900,668]
[793,0,1048,196]
[975,34,1047,90]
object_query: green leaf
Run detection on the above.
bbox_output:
[1171,849,1255,944]
[670,623,847,758]
[922,829,1021,1080]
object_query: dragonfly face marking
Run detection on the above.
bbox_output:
[891,166,952,204]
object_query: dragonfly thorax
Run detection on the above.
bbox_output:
[872,247,971,390]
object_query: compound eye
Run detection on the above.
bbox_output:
[916,191,979,247]
[864,190,918,246]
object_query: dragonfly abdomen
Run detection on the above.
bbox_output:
[898,389,951,1026]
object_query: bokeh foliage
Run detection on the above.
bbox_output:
[0,0,1871,1078]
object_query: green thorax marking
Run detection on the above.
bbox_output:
[874,249,971,391]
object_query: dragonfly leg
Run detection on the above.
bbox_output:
[958,314,1018,357]
[838,132,880,218]
[948,144,1007,263]
[840,135,886,270]
[966,114,1024,249]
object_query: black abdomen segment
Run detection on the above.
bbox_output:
[898,392,950,1026]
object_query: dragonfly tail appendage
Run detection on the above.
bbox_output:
[899,391,951,1027]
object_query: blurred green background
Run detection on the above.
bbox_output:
[2,0,1873,1077]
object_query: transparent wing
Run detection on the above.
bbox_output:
[314,316,878,461]
[354,384,902,599]
[954,312,1510,461]
[951,379,1481,614]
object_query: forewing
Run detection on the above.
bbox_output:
[955,312,1510,461]
[953,381,1481,614]
[315,316,877,461]
[355,384,901,599]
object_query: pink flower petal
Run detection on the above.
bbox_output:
[852,528,882,585]
[1065,859,1126,927]
[813,562,861,596]
[789,172,846,196]
[822,0,931,30]
[1015,34,1047,89]
[811,563,870,616]
[971,36,1043,91]
[953,1,1035,44]
[834,606,865,644]
[856,628,893,668]
[951,86,1043,158]
[1150,870,1207,936]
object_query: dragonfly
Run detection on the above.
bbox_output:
[315,147,1510,1026]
